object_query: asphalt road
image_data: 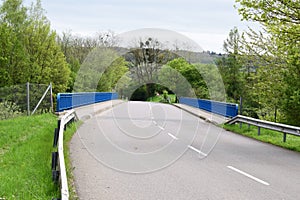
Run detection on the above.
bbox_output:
[70,101,300,200]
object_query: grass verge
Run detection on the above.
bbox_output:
[63,121,81,200]
[0,113,59,199]
[223,123,300,152]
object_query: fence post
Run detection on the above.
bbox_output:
[50,83,53,113]
[26,82,30,116]
[239,96,243,115]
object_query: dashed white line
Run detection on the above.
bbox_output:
[188,145,208,157]
[227,166,270,186]
[167,133,178,140]
[158,126,165,130]
[153,121,157,125]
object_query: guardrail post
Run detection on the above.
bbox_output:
[51,151,58,170]
[239,122,242,129]
[283,133,287,142]
[258,127,261,136]
[53,128,59,147]
[248,124,250,130]
[58,119,61,131]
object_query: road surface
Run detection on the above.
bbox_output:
[70,101,300,200]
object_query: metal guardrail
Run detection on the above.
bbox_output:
[52,109,78,200]
[226,115,300,142]
[179,97,238,118]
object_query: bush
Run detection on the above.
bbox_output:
[0,101,23,120]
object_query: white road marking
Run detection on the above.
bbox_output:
[148,103,153,114]
[227,166,270,186]
[153,121,157,125]
[167,133,178,140]
[158,126,165,130]
[188,145,208,157]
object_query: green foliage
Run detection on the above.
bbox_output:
[194,63,226,101]
[147,94,176,103]
[163,90,168,101]
[0,0,70,93]
[235,0,300,125]
[216,27,244,103]
[163,58,208,98]
[0,101,22,120]
[97,57,128,92]
[74,47,124,92]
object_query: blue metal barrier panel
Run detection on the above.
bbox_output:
[57,92,118,112]
[179,97,238,118]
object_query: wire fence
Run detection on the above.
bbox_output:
[0,83,53,120]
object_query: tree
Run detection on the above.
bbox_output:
[0,0,29,86]
[160,58,209,99]
[235,0,300,125]
[0,0,70,93]
[57,30,120,92]
[97,57,128,92]
[124,38,178,99]
[217,27,244,103]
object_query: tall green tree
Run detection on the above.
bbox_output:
[217,27,244,103]
[0,0,29,86]
[0,0,70,93]
[235,0,300,125]
[161,58,209,99]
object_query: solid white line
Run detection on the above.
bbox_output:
[148,103,153,114]
[227,166,270,186]
[167,133,178,140]
[188,145,207,157]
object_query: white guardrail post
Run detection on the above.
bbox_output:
[52,109,77,200]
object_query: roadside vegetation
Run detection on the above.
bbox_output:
[147,91,177,104]
[63,122,81,200]
[223,123,300,153]
[1,0,299,126]
[0,112,80,199]
[0,114,59,199]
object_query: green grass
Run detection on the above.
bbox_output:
[147,94,177,103]
[223,123,300,152]
[64,122,81,200]
[0,113,59,199]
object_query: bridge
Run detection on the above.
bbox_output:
[56,93,300,200]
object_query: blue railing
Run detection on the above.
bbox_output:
[179,97,238,118]
[56,92,118,112]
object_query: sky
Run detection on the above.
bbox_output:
[24,0,259,53]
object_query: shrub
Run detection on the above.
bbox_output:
[0,101,23,120]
